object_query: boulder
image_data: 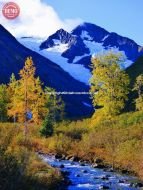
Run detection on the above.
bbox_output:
[93,158,103,164]
[80,163,86,166]
[60,164,65,168]
[103,168,114,172]
[66,155,80,162]
[92,163,105,169]
[82,170,88,173]
[101,175,109,180]
[118,179,127,183]
[55,153,63,159]
[65,155,73,160]
[101,185,109,189]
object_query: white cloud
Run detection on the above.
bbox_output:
[0,0,82,38]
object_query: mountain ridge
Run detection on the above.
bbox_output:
[40,22,143,67]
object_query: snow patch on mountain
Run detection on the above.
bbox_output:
[41,50,91,84]
[84,40,105,55]
[80,31,93,41]
[102,35,109,41]
[80,31,106,55]
[73,54,89,63]
[18,37,91,85]
[47,42,69,53]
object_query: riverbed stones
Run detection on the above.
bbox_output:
[43,155,140,190]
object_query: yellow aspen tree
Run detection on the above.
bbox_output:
[90,52,130,116]
[133,74,143,111]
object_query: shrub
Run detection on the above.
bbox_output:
[40,116,54,137]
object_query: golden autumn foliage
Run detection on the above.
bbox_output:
[90,52,130,116]
[8,57,48,124]
[134,74,143,111]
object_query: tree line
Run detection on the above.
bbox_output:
[0,52,143,136]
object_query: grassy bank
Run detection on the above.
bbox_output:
[0,123,63,190]
[42,111,143,180]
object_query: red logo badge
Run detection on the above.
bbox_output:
[2,2,20,19]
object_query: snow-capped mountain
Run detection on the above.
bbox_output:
[18,37,91,85]
[70,22,143,62]
[18,22,143,85]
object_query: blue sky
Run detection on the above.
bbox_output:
[42,0,143,45]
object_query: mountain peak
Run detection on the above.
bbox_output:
[72,22,109,37]
[40,28,76,50]
[56,28,68,33]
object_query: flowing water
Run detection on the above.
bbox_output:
[41,155,140,190]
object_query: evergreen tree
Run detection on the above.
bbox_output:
[133,74,143,111]
[90,52,130,116]
[0,84,8,122]
[40,115,54,137]
[40,87,65,137]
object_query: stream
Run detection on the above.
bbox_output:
[41,155,141,190]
